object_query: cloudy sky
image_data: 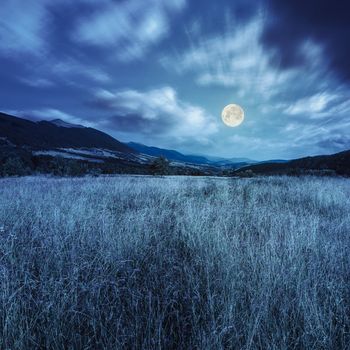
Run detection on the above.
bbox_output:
[1,0,349,160]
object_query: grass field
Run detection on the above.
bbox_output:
[0,175,349,349]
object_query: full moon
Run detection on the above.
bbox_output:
[221,104,244,127]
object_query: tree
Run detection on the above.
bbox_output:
[1,156,29,176]
[150,156,170,175]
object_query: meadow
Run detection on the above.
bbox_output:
[0,175,349,349]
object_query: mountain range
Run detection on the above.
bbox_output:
[127,142,257,167]
[0,112,133,153]
[235,150,350,176]
[0,111,349,176]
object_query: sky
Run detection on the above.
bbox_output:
[0,0,349,160]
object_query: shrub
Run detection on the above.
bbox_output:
[1,156,30,176]
[150,156,170,175]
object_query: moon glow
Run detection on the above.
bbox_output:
[221,104,244,127]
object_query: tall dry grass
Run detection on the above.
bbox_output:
[0,175,349,349]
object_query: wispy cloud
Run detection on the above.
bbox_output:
[160,14,335,105]
[52,59,111,84]
[283,92,337,116]
[285,119,350,154]
[74,0,186,61]
[261,0,350,83]
[281,99,350,155]
[1,1,113,89]
[17,58,111,89]
[0,0,124,57]
[18,77,55,88]
[161,15,296,99]
[89,86,218,144]
[0,0,48,56]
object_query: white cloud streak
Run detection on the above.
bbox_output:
[0,0,48,56]
[74,0,186,61]
[161,15,295,99]
[284,92,337,116]
[91,86,218,143]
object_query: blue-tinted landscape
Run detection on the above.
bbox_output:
[0,1,350,349]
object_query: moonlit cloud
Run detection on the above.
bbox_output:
[0,1,48,56]
[74,0,186,61]
[89,86,218,145]
[18,77,55,88]
[160,14,334,105]
[0,0,100,57]
[52,60,110,84]
[161,15,295,99]
[17,58,111,91]
[0,0,349,160]
[261,0,350,83]
[282,116,350,155]
[284,93,338,116]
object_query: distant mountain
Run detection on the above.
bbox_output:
[257,159,288,164]
[211,157,258,166]
[190,154,256,164]
[127,142,212,165]
[127,142,256,167]
[235,150,350,176]
[0,112,133,153]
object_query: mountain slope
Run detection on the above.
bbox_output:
[235,150,350,176]
[0,112,134,153]
[0,112,217,176]
[127,142,213,165]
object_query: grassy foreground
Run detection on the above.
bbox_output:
[0,175,349,349]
